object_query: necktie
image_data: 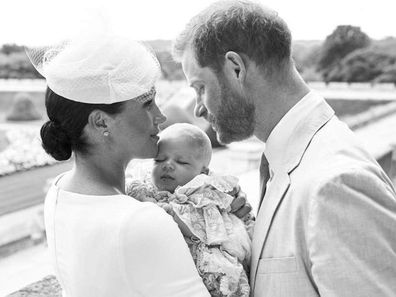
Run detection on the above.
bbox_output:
[258,153,270,212]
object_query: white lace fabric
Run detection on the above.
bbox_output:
[26,35,160,104]
[126,174,254,297]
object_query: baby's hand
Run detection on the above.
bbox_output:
[125,180,157,202]
[154,190,171,202]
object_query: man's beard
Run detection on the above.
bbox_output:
[208,79,255,145]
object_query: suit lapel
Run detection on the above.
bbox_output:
[250,172,290,290]
[250,94,335,292]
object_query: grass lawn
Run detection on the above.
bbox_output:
[326,98,393,118]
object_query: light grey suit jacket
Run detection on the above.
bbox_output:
[250,94,396,296]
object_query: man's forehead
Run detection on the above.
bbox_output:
[181,48,202,82]
[181,47,221,87]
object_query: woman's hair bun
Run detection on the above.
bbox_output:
[40,120,72,161]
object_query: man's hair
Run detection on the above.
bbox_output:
[173,0,292,74]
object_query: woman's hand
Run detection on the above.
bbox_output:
[230,185,252,218]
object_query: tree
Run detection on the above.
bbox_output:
[156,51,185,81]
[1,43,24,55]
[374,64,396,84]
[0,44,43,79]
[325,40,396,83]
[317,25,371,80]
[292,40,322,70]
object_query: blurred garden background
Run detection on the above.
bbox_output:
[1,25,396,83]
[1,0,396,295]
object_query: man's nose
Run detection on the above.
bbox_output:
[194,102,207,118]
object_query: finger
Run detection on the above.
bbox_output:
[234,203,252,218]
[236,190,247,200]
[231,195,247,212]
[229,184,241,196]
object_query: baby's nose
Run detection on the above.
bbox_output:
[162,161,174,171]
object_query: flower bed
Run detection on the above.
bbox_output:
[8,275,61,297]
[0,126,57,176]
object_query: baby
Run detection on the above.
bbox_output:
[126,123,253,297]
[152,122,212,193]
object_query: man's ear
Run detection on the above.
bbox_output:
[224,51,247,84]
[201,166,210,175]
[87,110,111,134]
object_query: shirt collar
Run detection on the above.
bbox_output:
[264,91,333,174]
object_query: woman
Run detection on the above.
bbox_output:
[31,36,211,296]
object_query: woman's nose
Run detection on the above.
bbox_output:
[155,109,167,125]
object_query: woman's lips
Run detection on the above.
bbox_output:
[150,135,159,141]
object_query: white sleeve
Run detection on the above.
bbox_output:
[119,204,210,297]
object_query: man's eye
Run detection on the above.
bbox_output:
[193,86,204,96]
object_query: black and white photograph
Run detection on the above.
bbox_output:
[0,0,395,296]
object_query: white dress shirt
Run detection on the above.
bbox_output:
[265,91,317,177]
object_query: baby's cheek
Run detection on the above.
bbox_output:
[177,173,193,187]
[151,167,161,183]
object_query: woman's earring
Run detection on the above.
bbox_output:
[103,131,110,137]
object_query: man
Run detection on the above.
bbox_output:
[173,1,396,296]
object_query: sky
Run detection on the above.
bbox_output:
[1,0,395,46]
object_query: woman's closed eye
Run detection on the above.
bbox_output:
[154,158,165,163]
[177,160,189,165]
[143,99,154,110]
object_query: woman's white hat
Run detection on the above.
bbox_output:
[26,35,161,104]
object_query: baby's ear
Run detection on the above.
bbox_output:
[201,166,210,175]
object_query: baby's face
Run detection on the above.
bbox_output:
[152,136,207,193]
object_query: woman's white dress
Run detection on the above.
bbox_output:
[44,174,210,297]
